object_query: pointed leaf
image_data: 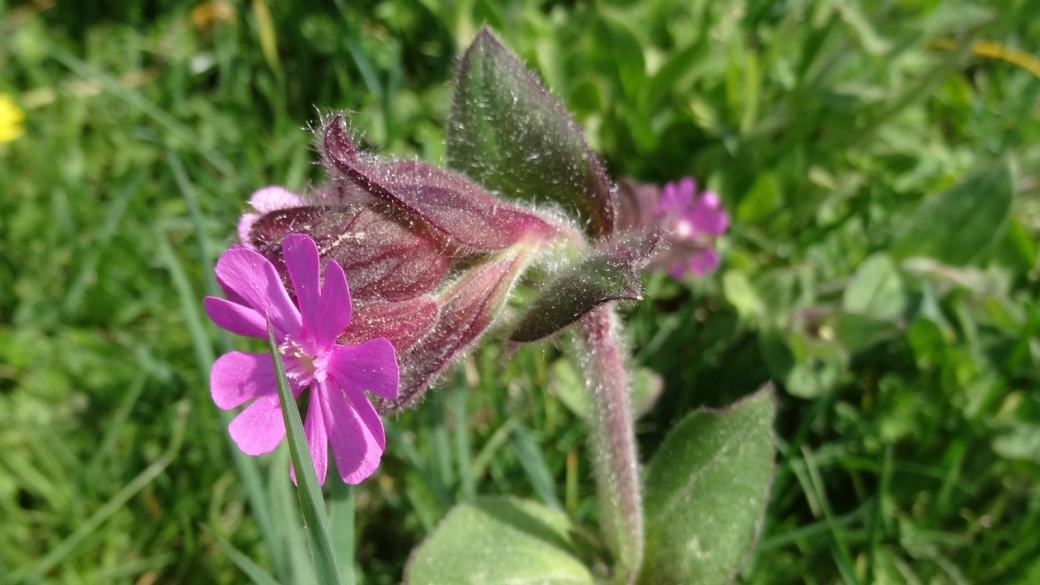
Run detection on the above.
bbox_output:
[640,386,776,585]
[890,162,1013,266]
[404,497,595,585]
[448,29,616,237]
[511,232,658,343]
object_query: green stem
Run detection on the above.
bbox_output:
[580,305,644,584]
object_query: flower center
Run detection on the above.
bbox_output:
[279,338,319,384]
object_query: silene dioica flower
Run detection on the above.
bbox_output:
[204,30,728,494]
[617,176,728,278]
[202,29,769,585]
[205,234,398,485]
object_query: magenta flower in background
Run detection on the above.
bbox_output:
[657,177,729,278]
[236,186,305,248]
[204,233,399,485]
[615,176,729,279]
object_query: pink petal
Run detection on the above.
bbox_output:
[323,380,383,484]
[658,182,680,213]
[314,259,352,348]
[690,191,729,235]
[688,248,720,276]
[214,247,301,336]
[238,212,260,248]
[675,177,696,209]
[668,262,687,279]
[215,252,250,307]
[283,234,322,332]
[228,393,287,456]
[204,296,266,339]
[344,385,385,449]
[327,338,399,400]
[211,351,279,409]
[249,186,304,213]
[291,392,329,486]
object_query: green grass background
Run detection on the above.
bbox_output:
[2,0,1040,582]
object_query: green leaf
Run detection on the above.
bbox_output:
[832,0,892,55]
[834,313,900,353]
[594,14,646,102]
[722,270,763,323]
[510,425,563,510]
[842,253,907,320]
[890,162,1013,266]
[328,482,356,585]
[736,173,781,225]
[759,332,846,398]
[448,28,616,237]
[640,387,776,585]
[992,425,1040,463]
[266,323,342,585]
[404,497,595,585]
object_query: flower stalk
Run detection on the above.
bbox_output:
[579,305,644,584]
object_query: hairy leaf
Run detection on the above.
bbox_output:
[511,232,658,342]
[640,386,776,585]
[404,497,594,585]
[448,29,615,237]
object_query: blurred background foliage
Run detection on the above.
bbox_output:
[2,0,1040,582]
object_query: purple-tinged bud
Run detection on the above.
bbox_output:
[615,178,660,233]
[322,117,557,251]
[246,203,452,303]
[337,297,440,353]
[379,249,529,412]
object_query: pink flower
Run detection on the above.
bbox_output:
[204,233,399,485]
[236,186,305,247]
[657,177,729,278]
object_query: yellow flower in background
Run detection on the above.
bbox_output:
[0,94,26,143]
[191,1,235,30]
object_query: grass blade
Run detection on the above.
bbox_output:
[203,524,282,585]
[155,228,287,580]
[509,425,562,510]
[14,401,190,584]
[329,482,356,585]
[452,366,476,499]
[42,41,233,176]
[266,322,342,584]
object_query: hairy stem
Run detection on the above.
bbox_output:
[580,305,644,584]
